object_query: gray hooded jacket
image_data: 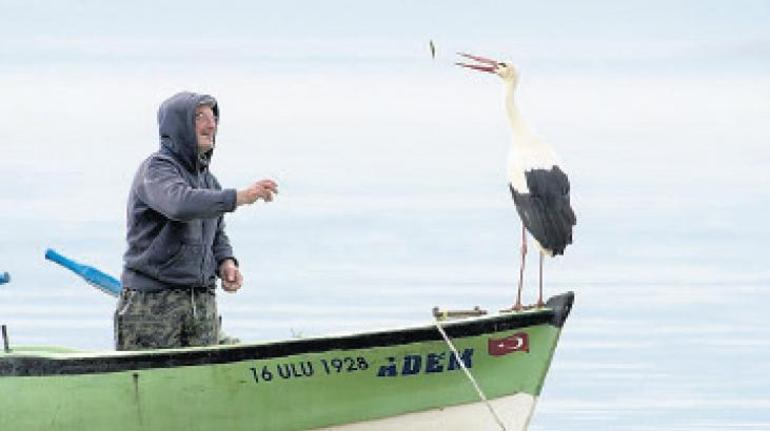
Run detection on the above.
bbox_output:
[121,92,238,291]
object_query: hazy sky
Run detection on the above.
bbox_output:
[2,1,769,66]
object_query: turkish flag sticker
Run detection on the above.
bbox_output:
[488,332,529,356]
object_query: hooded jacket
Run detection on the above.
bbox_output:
[121,92,238,291]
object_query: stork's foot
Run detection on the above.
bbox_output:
[500,303,525,313]
[502,302,549,313]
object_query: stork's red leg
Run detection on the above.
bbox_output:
[514,225,527,311]
[537,251,545,308]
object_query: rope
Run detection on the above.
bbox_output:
[434,321,507,431]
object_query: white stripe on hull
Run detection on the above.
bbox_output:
[314,393,537,431]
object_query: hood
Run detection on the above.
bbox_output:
[157,91,219,172]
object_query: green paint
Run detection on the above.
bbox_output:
[0,319,565,430]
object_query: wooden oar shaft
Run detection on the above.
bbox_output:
[1,325,9,353]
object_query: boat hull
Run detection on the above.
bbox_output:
[316,393,537,430]
[0,292,573,431]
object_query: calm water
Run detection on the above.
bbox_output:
[2,188,769,429]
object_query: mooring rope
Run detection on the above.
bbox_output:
[434,321,507,431]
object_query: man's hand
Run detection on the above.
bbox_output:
[237,179,278,206]
[219,259,243,293]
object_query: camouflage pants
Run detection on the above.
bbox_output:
[114,288,219,351]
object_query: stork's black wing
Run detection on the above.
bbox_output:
[509,165,576,255]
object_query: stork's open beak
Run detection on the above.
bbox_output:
[455,52,498,73]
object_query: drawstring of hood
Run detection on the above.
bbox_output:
[191,289,197,320]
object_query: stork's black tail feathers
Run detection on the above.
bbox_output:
[510,166,576,255]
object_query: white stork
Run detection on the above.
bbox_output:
[456,52,576,311]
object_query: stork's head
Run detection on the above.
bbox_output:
[456,52,518,86]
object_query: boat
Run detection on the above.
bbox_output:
[0,251,574,430]
[1,292,572,431]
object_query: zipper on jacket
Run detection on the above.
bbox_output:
[197,169,206,288]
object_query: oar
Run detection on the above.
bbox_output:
[1,272,10,351]
[44,248,240,344]
[44,248,121,297]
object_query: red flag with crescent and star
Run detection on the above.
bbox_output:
[488,332,529,356]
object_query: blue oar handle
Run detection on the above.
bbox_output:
[44,248,122,297]
[45,248,79,271]
[0,272,9,285]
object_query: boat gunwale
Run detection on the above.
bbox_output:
[0,292,573,377]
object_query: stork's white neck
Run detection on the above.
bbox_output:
[503,79,558,186]
[503,81,532,142]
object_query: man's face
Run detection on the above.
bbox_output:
[195,105,217,153]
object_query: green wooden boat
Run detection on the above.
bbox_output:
[0,292,573,431]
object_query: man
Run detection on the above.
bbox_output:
[115,91,278,350]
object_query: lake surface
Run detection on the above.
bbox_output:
[2,188,769,429]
